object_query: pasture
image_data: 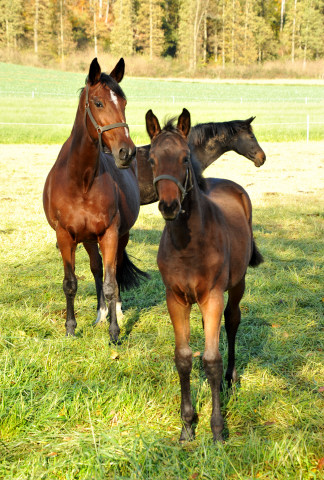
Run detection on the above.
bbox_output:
[0,62,324,144]
[0,140,323,479]
[0,61,323,478]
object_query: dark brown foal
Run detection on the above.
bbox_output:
[145,108,263,442]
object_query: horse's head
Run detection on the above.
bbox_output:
[231,117,266,167]
[146,108,192,220]
[84,58,135,168]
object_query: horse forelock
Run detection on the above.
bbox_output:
[81,72,126,100]
[152,122,207,193]
[190,120,253,146]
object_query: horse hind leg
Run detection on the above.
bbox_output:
[224,277,245,387]
[83,241,108,325]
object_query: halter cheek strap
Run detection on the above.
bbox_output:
[85,84,129,152]
[153,166,192,204]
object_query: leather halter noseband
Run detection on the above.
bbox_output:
[84,84,129,152]
[153,165,192,203]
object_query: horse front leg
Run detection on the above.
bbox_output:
[199,291,224,442]
[166,289,195,442]
[83,241,108,325]
[224,277,245,387]
[56,227,77,336]
[98,218,120,343]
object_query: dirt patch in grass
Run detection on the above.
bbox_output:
[1,141,323,207]
[205,141,324,206]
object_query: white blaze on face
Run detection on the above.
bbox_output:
[110,89,129,137]
[110,90,119,107]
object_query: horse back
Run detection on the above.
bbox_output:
[205,178,252,227]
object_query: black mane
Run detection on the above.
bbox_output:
[81,72,126,100]
[189,119,254,147]
[159,119,207,192]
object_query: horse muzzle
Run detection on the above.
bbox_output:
[114,147,136,169]
[158,199,181,220]
[253,150,266,167]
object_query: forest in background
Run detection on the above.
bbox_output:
[0,0,323,77]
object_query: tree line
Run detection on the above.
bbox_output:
[1,0,323,70]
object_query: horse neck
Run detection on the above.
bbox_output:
[68,102,100,188]
[189,124,229,170]
[166,167,205,250]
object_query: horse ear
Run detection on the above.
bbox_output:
[146,109,161,139]
[245,116,256,124]
[88,58,101,85]
[109,58,125,83]
[177,108,191,137]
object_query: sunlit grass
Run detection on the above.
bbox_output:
[0,142,323,478]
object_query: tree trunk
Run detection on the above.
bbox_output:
[105,0,109,24]
[222,1,225,68]
[93,1,98,56]
[203,10,207,64]
[291,0,297,63]
[149,0,153,60]
[280,0,285,32]
[214,23,218,63]
[231,0,235,63]
[60,0,64,62]
[34,0,39,54]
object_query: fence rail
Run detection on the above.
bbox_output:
[1,119,323,143]
[1,90,324,104]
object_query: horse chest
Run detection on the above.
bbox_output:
[54,193,117,241]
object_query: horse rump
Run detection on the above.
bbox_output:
[249,239,264,267]
[117,250,149,291]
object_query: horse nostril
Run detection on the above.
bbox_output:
[119,147,135,161]
[159,199,180,217]
[119,148,128,160]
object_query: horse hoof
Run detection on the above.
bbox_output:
[213,433,224,443]
[179,426,195,443]
[65,331,76,337]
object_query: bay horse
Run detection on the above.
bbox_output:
[43,58,147,342]
[145,108,263,442]
[136,116,266,204]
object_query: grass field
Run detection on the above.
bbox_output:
[0,141,323,479]
[0,62,324,144]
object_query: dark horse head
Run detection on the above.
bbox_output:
[146,108,192,220]
[83,58,135,168]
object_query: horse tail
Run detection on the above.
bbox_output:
[116,250,149,291]
[249,239,264,267]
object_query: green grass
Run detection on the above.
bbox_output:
[1,62,324,144]
[0,145,323,479]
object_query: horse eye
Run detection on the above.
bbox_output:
[183,157,189,165]
[149,158,155,166]
[95,101,103,108]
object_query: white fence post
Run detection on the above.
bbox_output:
[306,115,309,143]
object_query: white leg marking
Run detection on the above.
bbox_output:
[94,306,108,325]
[116,301,124,322]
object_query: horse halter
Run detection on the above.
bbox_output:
[84,84,129,152]
[153,164,193,204]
